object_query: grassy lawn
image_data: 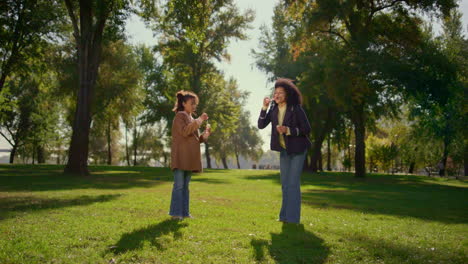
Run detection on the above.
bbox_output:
[0,164,467,264]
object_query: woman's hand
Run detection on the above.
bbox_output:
[276,125,288,135]
[263,97,271,108]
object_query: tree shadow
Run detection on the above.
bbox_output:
[0,164,172,192]
[245,171,468,224]
[0,194,122,221]
[109,219,188,254]
[333,231,466,263]
[301,175,468,224]
[250,223,329,264]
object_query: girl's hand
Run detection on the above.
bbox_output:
[203,126,211,139]
[200,113,209,121]
[263,97,271,108]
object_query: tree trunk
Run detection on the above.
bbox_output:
[9,145,17,164]
[347,139,352,172]
[235,153,241,169]
[37,145,45,164]
[125,123,130,166]
[64,68,93,175]
[191,64,202,95]
[0,65,9,93]
[326,136,332,171]
[318,149,323,171]
[408,161,415,174]
[107,119,112,165]
[163,152,168,167]
[439,140,449,177]
[309,107,336,172]
[352,105,366,178]
[32,144,36,165]
[64,0,109,176]
[0,33,19,94]
[221,156,228,169]
[205,143,212,168]
[133,123,138,166]
[310,138,324,172]
[349,127,353,172]
[464,143,468,176]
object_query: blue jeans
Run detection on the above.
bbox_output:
[279,150,307,223]
[169,169,191,217]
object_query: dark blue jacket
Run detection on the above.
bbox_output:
[258,104,312,154]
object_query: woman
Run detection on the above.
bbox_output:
[258,78,311,224]
[170,90,211,220]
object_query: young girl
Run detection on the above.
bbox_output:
[169,90,211,220]
[258,78,311,223]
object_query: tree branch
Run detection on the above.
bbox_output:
[64,0,80,43]
[318,28,351,47]
[371,0,404,15]
[0,129,14,147]
[93,0,112,48]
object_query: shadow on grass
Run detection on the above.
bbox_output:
[251,223,329,264]
[0,194,122,221]
[245,171,468,224]
[110,219,188,254]
[0,164,173,192]
[335,232,466,263]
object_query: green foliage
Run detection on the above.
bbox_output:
[94,40,143,117]
[136,44,173,125]
[231,110,264,165]
[275,0,461,176]
[0,0,66,88]
[0,42,66,163]
[89,40,145,165]
[203,76,243,165]
[204,78,264,168]
[128,124,168,166]
[140,0,254,95]
[138,0,255,167]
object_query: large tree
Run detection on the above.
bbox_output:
[231,110,263,169]
[63,0,128,175]
[203,75,242,169]
[252,4,344,173]
[284,0,457,177]
[93,39,143,165]
[140,0,254,168]
[380,12,464,176]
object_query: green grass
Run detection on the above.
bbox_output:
[0,164,467,264]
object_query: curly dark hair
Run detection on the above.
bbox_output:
[172,90,199,112]
[274,78,303,106]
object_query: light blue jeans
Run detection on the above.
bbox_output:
[279,150,307,223]
[169,169,192,217]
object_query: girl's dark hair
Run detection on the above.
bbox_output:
[274,78,303,106]
[173,90,199,112]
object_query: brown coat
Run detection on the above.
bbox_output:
[170,111,205,172]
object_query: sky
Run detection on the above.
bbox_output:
[0,0,467,156]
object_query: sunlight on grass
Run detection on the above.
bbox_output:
[92,171,142,175]
[0,164,466,264]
